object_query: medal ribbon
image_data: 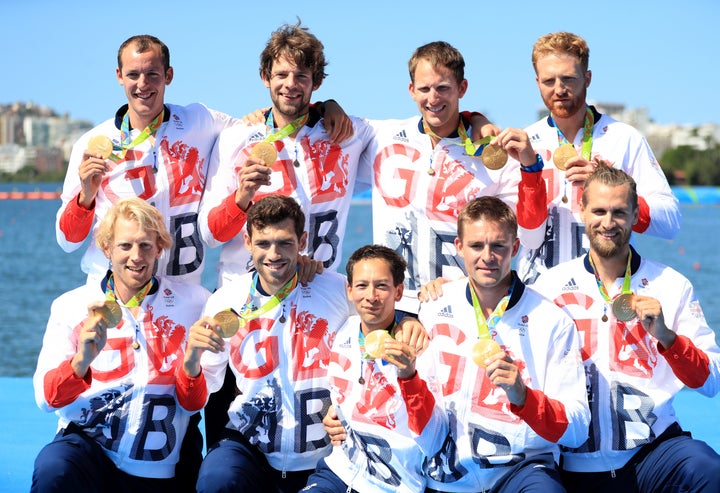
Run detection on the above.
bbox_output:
[588,250,633,303]
[422,117,492,156]
[550,106,594,160]
[239,272,298,324]
[469,280,513,340]
[264,111,309,143]
[457,121,492,157]
[110,109,165,162]
[105,274,156,307]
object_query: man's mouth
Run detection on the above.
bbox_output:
[265,261,287,270]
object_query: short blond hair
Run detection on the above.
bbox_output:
[95,198,172,252]
[532,31,590,73]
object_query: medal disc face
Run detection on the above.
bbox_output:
[471,339,504,368]
[552,144,577,171]
[364,330,393,359]
[481,145,508,170]
[97,301,122,328]
[612,293,637,322]
[214,310,240,338]
[88,135,114,159]
[250,141,277,166]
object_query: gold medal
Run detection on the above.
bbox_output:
[553,144,577,171]
[96,301,122,328]
[132,341,140,350]
[87,135,114,159]
[250,141,277,166]
[471,339,504,368]
[612,293,637,322]
[481,145,508,170]
[364,330,393,359]
[427,167,435,175]
[214,310,240,338]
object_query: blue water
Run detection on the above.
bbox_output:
[0,184,718,377]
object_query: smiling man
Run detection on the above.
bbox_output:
[33,198,210,493]
[185,195,353,493]
[360,41,548,314]
[302,245,446,492]
[56,35,239,286]
[198,21,374,289]
[533,166,720,493]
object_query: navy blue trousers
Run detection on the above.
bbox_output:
[31,424,175,493]
[562,430,720,493]
[301,457,354,492]
[196,429,312,493]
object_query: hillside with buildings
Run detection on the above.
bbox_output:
[0,102,93,175]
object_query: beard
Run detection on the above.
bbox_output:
[586,227,632,258]
[546,86,587,120]
[270,92,310,122]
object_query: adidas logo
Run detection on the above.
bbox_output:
[438,305,453,318]
[339,337,352,348]
[561,278,579,291]
[393,130,409,143]
[529,133,541,143]
[248,132,265,143]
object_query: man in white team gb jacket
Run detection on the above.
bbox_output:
[303,244,446,493]
[33,198,210,492]
[56,34,239,285]
[418,196,590,493]
[534,166,720,493]
[518,31,680,284]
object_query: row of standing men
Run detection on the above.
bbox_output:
[31,21,720,493]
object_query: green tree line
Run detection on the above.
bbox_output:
[661,143,720,186]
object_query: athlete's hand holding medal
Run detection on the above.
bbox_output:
[363,330,418,380]
[627,295,677,349]
[470,127,538,172]
[553,144,606,187]
[233,141,275,210]
[472,337,528,406]
[182,312,236,378]
[76,300,122,369]
[78,135,115,208]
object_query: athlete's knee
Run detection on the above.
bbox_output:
[32,441,89,492]
[196,440,265,493]
[681,443,720,491]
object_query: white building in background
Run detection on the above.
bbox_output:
[0,103,93,173]
[0,144,30,173]
[23,117,50,147]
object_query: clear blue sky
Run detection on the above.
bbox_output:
[2,0,718,128]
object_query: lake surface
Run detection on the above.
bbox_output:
[0,185,718,377]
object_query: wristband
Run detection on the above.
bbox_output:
[521,154,544,173]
